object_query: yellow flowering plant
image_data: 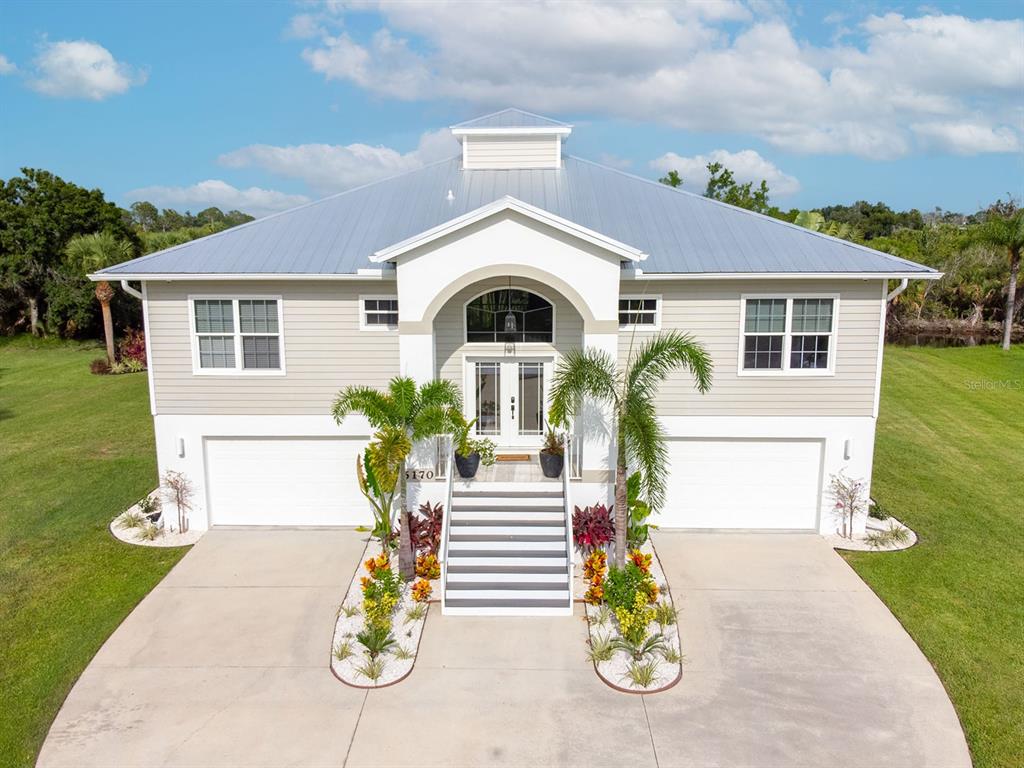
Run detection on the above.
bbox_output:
[615,591,655,645]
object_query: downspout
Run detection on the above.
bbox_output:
[886,278,909,303]
[120,280,144,300]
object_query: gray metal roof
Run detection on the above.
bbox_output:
[100,155,936,277]
[451,108,571,130]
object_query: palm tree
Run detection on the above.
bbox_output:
[65,232,134,364]
[973,204,1023,350]
[549,331,712,567]
[332,377,462,579]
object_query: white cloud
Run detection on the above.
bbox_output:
[0,54,16,75]
[125,180,310,218]
[292,4,1023,159]
[911,121,1020,154]
[650,149,801,197]
[28,40,145,100]
[218,128,460,195]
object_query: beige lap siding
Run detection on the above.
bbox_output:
[434,276,584,385]
[618,279,885,417]
[146,281,399,415]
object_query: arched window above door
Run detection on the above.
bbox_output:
[465,288,554,343]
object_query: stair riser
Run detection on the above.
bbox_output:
[453,482,562,494]
[451,511,564,523]
[449,526,566,537]
[451,496,562,508]
[446,571,570,583]
[446,556,568,567]
[448,540,566,551]
[445,589,571,601]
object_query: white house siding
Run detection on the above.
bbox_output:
[618,279,885,418]
[146,280,399,415]
[462,135,560,169]
[433,275,584,385]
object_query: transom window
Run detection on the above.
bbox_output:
[361,297,398,329]
[466,288,553,343]
[741,296,836,373]
[619,296,659,327]
[191,297,283,373]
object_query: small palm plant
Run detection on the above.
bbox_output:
[549,331,712,566]
[333,377,461,579]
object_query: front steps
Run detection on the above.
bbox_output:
[444,483,573,616]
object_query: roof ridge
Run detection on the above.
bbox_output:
[565,155,935,274]
[102,155,463,273]
[451,107,570,129]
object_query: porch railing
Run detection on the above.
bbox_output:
[568,424,583,481]
[562,430,575,610]
[439,434,455,614]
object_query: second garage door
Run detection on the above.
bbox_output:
[205,437,368,526]
[660,439,823,530]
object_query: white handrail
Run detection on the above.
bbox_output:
[562,429,574,609]
[440,434,455,614]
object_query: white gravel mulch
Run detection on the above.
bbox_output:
[109,494,203,548]
[330,540,437,688]
[828,514,917,552]
[581,539,683,693]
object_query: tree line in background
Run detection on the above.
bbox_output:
[0,168,254,340]
[660,165,1022,349]
[1,165,1019,350]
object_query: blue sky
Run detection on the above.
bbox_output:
[1,1,1021,217]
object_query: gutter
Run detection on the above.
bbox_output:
[119,280,144,299]
[886,278,910,302]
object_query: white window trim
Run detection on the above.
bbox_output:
[737,293,839,377]
[188,295,286,376]
[359,295,399,331]
[618,294,661,330]
[462,285,557,346]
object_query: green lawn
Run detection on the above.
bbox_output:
[0,337,187,767]
[846,344,1024,768]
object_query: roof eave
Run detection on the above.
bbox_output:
[371,195,646,263]
[451,126,572,137]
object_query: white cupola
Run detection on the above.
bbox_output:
[450,108,572,170]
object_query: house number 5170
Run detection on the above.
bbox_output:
[405,469,435,480]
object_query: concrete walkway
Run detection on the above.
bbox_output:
[38,529,971,768]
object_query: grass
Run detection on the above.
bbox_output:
[845,344,1024,768]
[0,336,187,767]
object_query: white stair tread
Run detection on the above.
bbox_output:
[453,481,562,494]
[448,539,565,552]
[444,589,571,601]
[452,495,563,508]
[446,555,568,567]
[450,525,565,537]
[441,605,574,617]
[445,571,569,583]
[451,510,564,523]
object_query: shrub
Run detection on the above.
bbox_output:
[415,552,441,580]
[586,634,615,663]
[411,579,433,602]
[333,640,354,661]
[622,659,660,688]
[572,503,614,554]
[613,631,668,661]
[614,591,656,646]
[654,602,677,629]
[90,358,110,375]
[404,603,427,623]
[410,503,443,557]
[138,494,161,520]
[625,472,655,548]
[137,523,163,541]
[361,554,401,630]
[118,328,147,366]
[604,562,648,613]
[355,625,396,660]
[869,499,891,520]
[354,656,386,682]
[628,549,652,575]
[582,550,607,605]
[116,510,145,529]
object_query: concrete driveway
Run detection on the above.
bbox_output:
[38,529,971,768]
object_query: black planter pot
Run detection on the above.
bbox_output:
[455,451,480,478]
[539,451,564,478]
[145,510,162,525]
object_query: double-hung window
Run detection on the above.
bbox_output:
[740,296,837,374]
[361,296,398,329]
[191,297,284,374]
[618,296,660,328]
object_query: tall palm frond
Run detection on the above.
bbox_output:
[388,377,418,421]
[331,386,396,429]
[65,231,134,272]
[548,347,619,427]
[620,393,669,510]
[418,378,463,411]
[626,331,712,402]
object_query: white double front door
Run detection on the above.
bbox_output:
[465,357,553,448]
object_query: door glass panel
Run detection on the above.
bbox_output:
[518,363,544,435]
[475,362,501,435]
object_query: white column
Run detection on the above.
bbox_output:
[577,330,619,505]
[399,332,434,384]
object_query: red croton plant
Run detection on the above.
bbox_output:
[409,500,443,557]
[572,503,614,554]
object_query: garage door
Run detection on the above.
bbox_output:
[660,439,822,530]
[205,437,368,526]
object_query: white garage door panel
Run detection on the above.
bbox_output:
[662,439,822,530]
[206,438,367,526]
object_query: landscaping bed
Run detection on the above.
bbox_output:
[109,492,203,548]
[828,513,916,552]
[330,540,439,688]
[578,536,683,693]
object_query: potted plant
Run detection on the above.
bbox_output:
[539,427,564,478]
[138,494,162,526]
[452,412,497,479]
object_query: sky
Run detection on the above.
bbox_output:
[1,0,1022,218]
